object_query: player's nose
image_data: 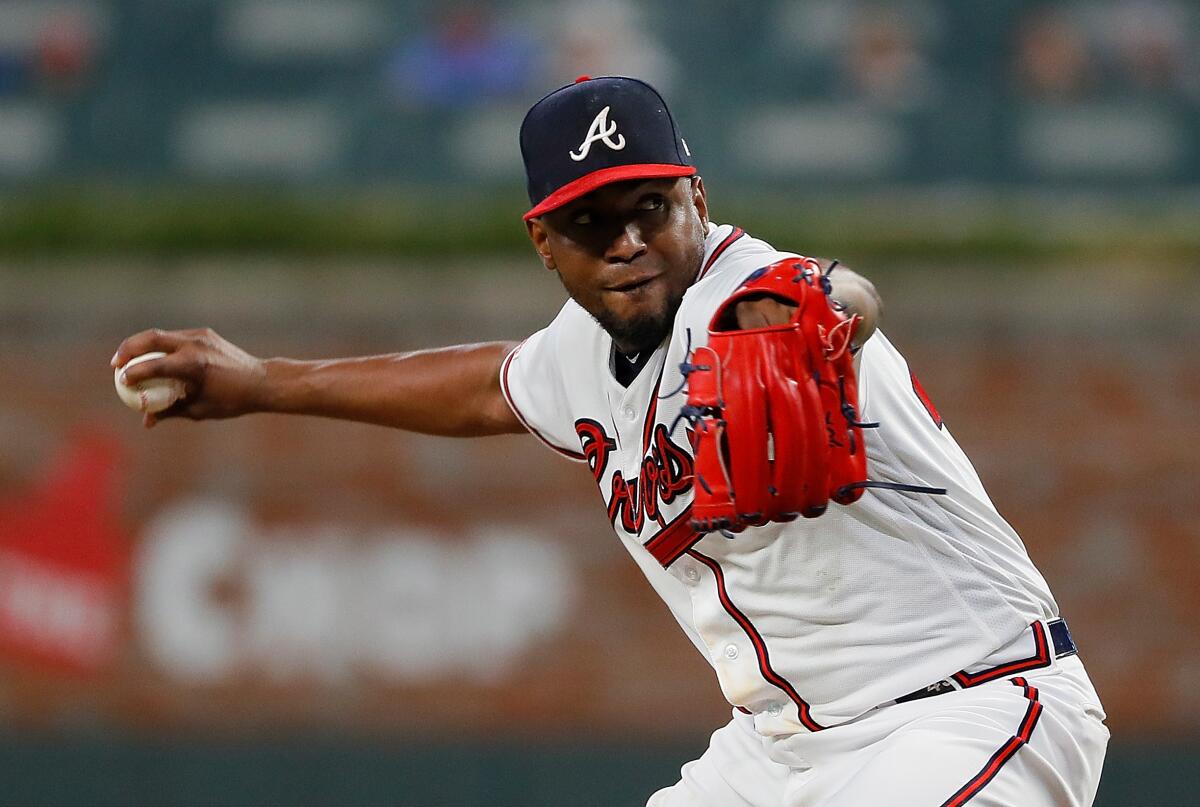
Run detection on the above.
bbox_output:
[606,222,647,264]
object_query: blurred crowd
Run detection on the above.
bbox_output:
[772,0,1199,108]
[382,0,676,109]
[3,0,1194,108]
[0,0,1196,181]
[1015,2,1200,101]
[0,5,98,97]
[377,0,1200,111]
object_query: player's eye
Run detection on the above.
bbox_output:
[638,194,666,211]
[571,211,594,226]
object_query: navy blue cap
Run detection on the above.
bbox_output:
[520,75,695,220]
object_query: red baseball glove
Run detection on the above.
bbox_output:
[683,257,869,534]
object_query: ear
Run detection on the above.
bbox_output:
[526,218,556,271]
[691,176,709,227]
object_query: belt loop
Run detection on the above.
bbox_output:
[1048,617,1078,659]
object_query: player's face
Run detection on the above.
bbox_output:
[527,177,710,355]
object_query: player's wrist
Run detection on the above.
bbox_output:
[254,357,299,414]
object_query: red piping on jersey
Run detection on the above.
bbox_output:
[951,622,1051,688]
[697,227,745,281]
[911,370,943,430]
[687,549,826,732]
[500,343,586,461]
[938,677,1043,807]
[643,507,701,567]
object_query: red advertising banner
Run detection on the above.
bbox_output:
[0,434,126,675]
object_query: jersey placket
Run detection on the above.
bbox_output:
[602,346,667,534]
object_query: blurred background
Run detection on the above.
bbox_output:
[0,0,1197,804]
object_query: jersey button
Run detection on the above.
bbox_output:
[766,703,783,717]
[724,644,739,660]
[684,567,700,583]
[622,405,636,421]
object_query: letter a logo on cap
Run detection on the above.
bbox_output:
[569,106,626,162]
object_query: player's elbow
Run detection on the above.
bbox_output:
[825,262,882,347]
[854,274,883,345]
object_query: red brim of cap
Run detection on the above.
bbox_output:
[523,164,697,221]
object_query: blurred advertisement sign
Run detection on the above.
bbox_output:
[3,268,1195,739]
[0,434,125,675]
[135,500,577,686]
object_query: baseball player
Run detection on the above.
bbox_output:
[113,76,1109,805]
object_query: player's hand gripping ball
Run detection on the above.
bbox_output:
[114,352,186,414]
[683,257,868,534]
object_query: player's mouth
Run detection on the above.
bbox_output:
[606,274,660,294]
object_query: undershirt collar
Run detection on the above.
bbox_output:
[612,347,653,387]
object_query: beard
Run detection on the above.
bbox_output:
[555,271,687,355]
[593,306,675,355]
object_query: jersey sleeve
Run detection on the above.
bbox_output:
[499,318,586,462]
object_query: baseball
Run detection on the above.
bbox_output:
[114,352,186,413]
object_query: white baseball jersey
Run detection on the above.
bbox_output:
[500,223,1060,738]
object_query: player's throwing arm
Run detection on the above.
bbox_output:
[111,328,525,436]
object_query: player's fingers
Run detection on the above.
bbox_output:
[118,348,206,388]
[760,299,796,326]
[147,400,187,423]
[746,307,778,329]
[734,304,768,330]
[112,328,190,368]
[734,299,795,330]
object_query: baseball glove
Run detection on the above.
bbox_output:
[682,257,869,534]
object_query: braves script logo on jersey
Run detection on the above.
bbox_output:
[576,419,693,534]
[569,106,626,161]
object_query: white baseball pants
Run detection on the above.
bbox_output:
[648,655,1109,806]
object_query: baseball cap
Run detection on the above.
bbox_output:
[520,75,696,221]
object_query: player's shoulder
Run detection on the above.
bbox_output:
[698,223,782,278]
[531,295,606,357]
[539,294,596,332]
[678,223,799,324]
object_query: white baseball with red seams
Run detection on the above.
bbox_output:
[501,222,1110,806]
[114,351,186,414]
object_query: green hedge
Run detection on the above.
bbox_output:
[1,186,1196,264]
